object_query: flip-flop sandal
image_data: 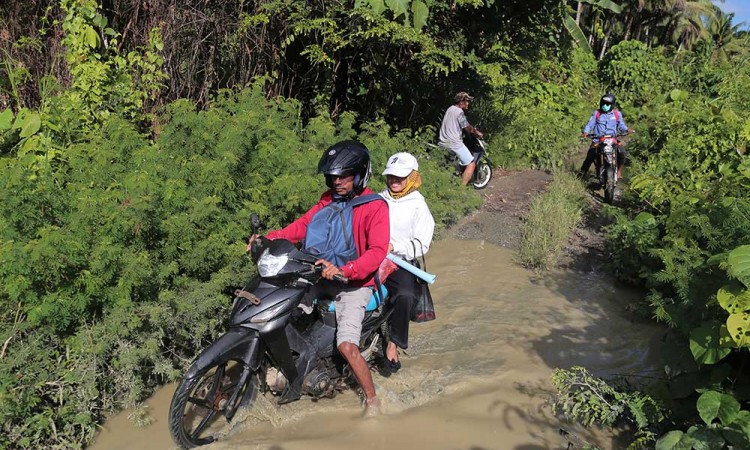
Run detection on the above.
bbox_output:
[387,358,401,373]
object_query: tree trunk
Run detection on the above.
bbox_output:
[330,56,350,120]
[599,29,611,60]
[624,13,634,41]
[576,2,583,26]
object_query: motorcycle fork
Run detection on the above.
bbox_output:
[261,325,304,403]
[223,365,254,421]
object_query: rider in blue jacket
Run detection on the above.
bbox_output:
[579,93,632,180]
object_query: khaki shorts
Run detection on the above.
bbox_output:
[333,287,372,347]
[440,142,474,166]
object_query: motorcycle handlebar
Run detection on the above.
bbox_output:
[333,274,349,284]
[313,263,349,284]
[582,131,633,139]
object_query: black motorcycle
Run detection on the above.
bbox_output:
[168,217,392,448]
[585,133,627,204]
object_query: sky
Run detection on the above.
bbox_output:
[714,0,750,28]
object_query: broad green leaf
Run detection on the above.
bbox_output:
[580,0,623,14]
[727,245,750,287]
[719,324,735,348]
[19,135,41,155]
[19,113,41,138]
[633,212,656,223]
[412,0,429,30]
[92,13,107,28]
[385,0,409,19]
[726,313,750,347]
[697,391,740,425]
[0,109,12,130]
[12,108,29,130]
[717,284,750,314]
[687,425,725,450]
[656,430,694,450]
[355,0,368,9]
[563,15,593,54]
[690,323,731,364]
[85,26,100,49]
[723,410,750,448]
[707,252,728,266]
[368,0,386,15]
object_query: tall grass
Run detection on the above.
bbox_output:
[517,171,588,269]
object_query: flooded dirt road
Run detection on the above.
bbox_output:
[92,236,660,450]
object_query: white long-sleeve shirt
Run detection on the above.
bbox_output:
[379,189,435,261]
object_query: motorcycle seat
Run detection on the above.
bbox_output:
[323,284,388,312]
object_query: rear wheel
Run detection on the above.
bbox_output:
[604,166,616,204]
[168,358,258,448]
[473,162,492,189]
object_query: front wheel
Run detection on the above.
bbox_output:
[603,166,616,204]
[168,357,258,448]
[473,162,492,189]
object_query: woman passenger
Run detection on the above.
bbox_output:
[379,152,435,373]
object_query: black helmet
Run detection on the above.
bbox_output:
[600,93,616,109]
[318,140,372,193]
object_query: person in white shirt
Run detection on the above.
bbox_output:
[438,91,484,186]
[379,152,435,373]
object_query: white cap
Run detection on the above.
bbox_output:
[382,152,418,177]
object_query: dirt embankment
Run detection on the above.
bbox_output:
[449,168,610,273]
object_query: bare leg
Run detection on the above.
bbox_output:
[386,341,399,362]
[461,161,476,186]
[338,342,379,412]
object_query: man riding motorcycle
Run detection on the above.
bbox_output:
[579,93,633,180]
[439,91,485,186]
[246,140,389,416]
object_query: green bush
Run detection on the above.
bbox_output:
[0,84,482,448]
[599,41,673,107]
[593,33,750,450]
[491,48,598,169]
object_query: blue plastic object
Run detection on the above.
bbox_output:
[327,284,388,312]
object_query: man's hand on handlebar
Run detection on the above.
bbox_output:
[315,259,348,282]
[246,234,260,252]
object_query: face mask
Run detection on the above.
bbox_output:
[601,104,612,112]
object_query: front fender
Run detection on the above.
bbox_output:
[185,327,261,380]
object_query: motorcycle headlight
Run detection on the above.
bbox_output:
[257,249,289,277]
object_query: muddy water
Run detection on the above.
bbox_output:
[92,238,661,450]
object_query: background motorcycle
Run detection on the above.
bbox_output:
[462,134,493,189]
[427,134,493,189]
[168,216,392,448]
[585,133,627,204]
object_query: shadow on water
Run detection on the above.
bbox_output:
[529,267,662,377]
